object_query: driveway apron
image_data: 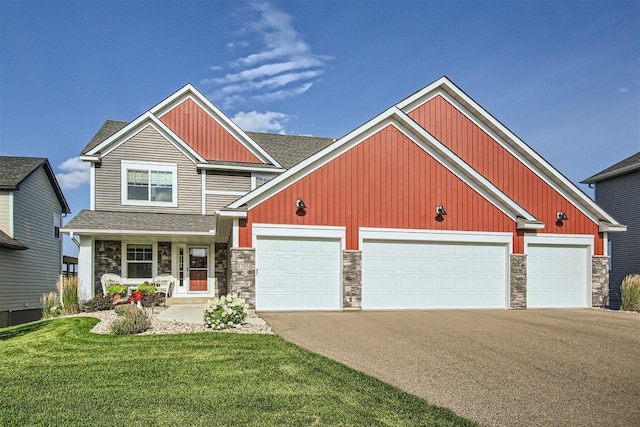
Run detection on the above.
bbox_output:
[260,309,640,427]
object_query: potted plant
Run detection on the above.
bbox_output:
[137,283,157,294]
[106,284,126,299]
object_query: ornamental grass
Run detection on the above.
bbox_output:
[621,274,640,312]
[56,276,79,315]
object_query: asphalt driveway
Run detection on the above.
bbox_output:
[260,309,640,427]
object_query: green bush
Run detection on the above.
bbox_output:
[204,293,248,330]
[621,274,640,312]
[105,284,126,296]
[136,283,157,294]
[40,292,61,319]
[83,295,113,312]
[57,276,79,315]
[111,308,151,334]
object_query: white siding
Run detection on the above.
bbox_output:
[0,166,64,311]
[0,191,11,235]
[95,125,201,214]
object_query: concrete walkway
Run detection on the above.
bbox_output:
[158,304,267,326]
[261,309,640,427]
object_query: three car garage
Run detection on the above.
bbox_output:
[252,226,593,311]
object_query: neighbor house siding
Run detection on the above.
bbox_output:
[94,125,201,213]
[0,166,63,312]
[408,95,603,255]
[239,125,514,249]
[0,191,11,235]
[595,170,640,309]
[159,98,263,163]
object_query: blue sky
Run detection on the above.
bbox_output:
[1,0,638,245]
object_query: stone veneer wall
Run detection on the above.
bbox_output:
[343,250,362,309]
[94,240,121,296]
[510,254,527,309]
[157,242,172,275]
[215,243,228,296]
[592,256,609,308]
[228,248,256,308]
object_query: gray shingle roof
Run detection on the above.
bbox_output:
[0,156,46,189]
[0,229,28,250]
[247,132,335,169]
[0,156,70,213]
[81,120,129,155]
[62,210,217,234]
[582,152,640,184]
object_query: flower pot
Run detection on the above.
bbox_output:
[113,294,121,300]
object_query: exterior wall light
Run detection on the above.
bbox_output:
[296,198,307,210]
[436,205,447,216]
[557,211,568,221]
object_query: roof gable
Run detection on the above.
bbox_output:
[0,156,70,214]
[396,76,623,229]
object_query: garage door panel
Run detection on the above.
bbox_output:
[527,244,588,308]
[363,240,507,309]
[256,236,341,310]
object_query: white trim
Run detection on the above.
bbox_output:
[516,218,545,230]
[197,163,284,173]
[201,172,206,215]
[80,155,100,162]
[120,160,178,208]
[598,221,627,233]
[90,164,96,211]
[252,223,346,250]
[8,192,14,237]
[150,83,282,168]
[603,232,608,257]
[217,210,247,219]
[78,235,94,300]
[122,241,157,280]
[524,233,595,255]
[232,219,239,247]
[359,227,513,250]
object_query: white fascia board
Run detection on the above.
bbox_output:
[80,155,100,162]
[400,78,615,226]
[229,108,399,209]
[197,163,285,174]
[216,210,248,219]
[598,222,627,233]
[516,218,545,230]
[86,113,205,164]
[391,108,537,223]
[150,85,283,168]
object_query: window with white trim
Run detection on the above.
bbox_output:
[121,161,177,207]
[252,173,274,189]
[126,244,153,279]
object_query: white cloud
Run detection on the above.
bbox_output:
[232,111,290,133]
[202,2,332,110]
[618,80,639,93]
[55,157,90,190]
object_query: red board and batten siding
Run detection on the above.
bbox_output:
[408,95,603,255]
[239,125,514,250]
[159,98,263,163]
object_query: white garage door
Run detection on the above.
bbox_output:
[255,236,341,310]
[362,240,508,309]
[527,245,588,308]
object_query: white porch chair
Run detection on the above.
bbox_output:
[100,273,123,295]
[153,274,175,297]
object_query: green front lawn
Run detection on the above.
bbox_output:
[0,317,477,426]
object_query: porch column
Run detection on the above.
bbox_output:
[77,236,94,301]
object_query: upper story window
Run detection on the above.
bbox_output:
[121,161,177,207]
[252,174,275,189]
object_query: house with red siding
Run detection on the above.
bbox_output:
[62,76,625,310]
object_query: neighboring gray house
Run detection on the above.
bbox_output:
[0,157,70,327]
[583,152,640,309]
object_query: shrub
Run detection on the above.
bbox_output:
[137,283,157,294]
[142,292,165,307]
[105,284,126,296]
[621,274,640,312]
[41,292,61,319]
[57,276,79,315]
[204,294,248,330]
[111,308,151,334]
[83,294,113,312]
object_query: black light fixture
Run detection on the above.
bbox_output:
[436,205,447,216]
[296,198,307,210]
[557,211,568,221]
